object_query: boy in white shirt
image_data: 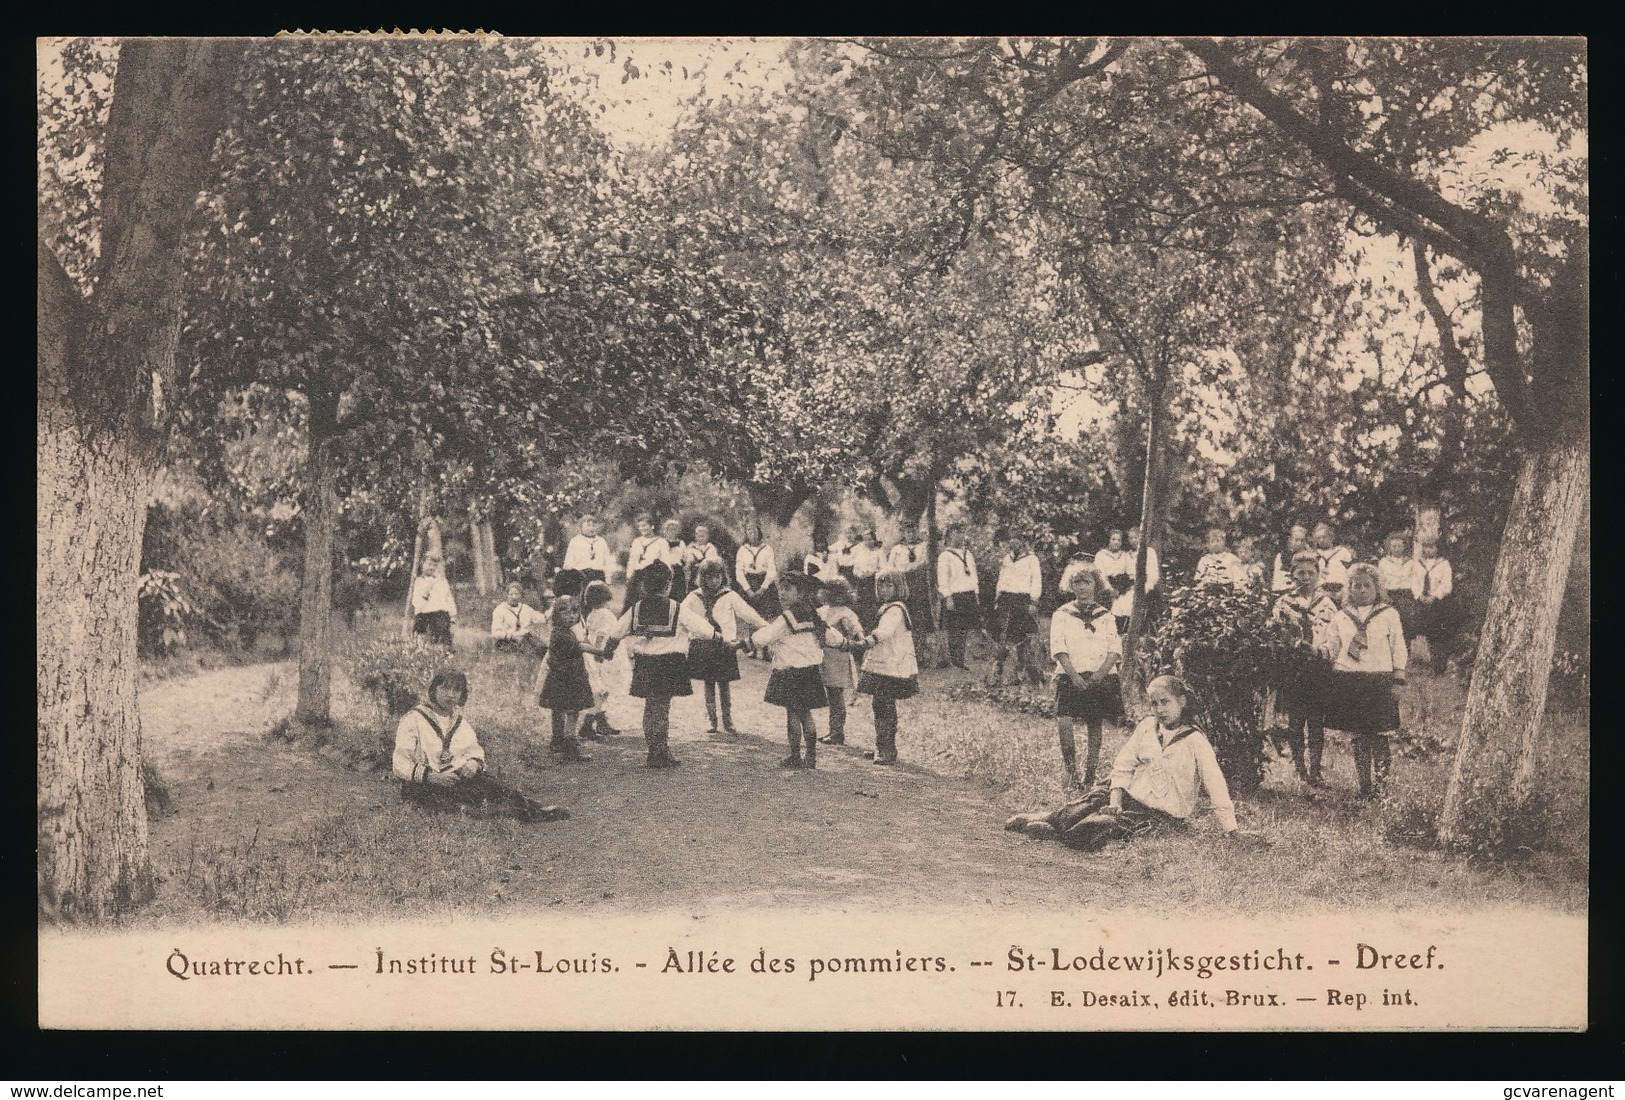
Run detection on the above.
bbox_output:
[1312,522,1353,599]
[1412,536,1455,671]
[562,514,613,586]
[1194,527,1244,588]
[489,581,546,655]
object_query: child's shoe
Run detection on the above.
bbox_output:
[1024,820,1057,840]
[779,755,804,769]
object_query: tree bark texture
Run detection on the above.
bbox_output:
[294,435,338,726]
[1123,376,1171,712]
[37,40,238,921]
[1439,433,1588,841]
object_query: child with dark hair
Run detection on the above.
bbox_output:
[1048,563,1122,789]
[682,559,768,738]
[392,669,566,822]
[611,560,723,768]
[752,572,832,769]
[1271,550,1338,787]
[537,595,600,764]
[935,523,980,670]
[578,581,622,741]
[1005,675,1239,850]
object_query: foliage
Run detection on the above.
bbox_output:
[136,572,194,657]
[1142,582,1305,793]
[343,635,453,723]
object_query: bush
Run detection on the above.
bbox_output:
[1142,582,1306,794]
[344,635,453,723]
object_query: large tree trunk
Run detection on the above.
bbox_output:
[747,482,815,529]
[37,403,154,921]
[294,432,338,725]
[37,39,237,921]
[1438,430,1589,842]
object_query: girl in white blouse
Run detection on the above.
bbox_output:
[1319,564,1407,798]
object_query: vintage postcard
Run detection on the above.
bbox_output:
[37,35,1588,1031]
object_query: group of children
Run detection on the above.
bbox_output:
[397,510,1457,840]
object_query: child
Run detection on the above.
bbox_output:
[393,669,566,822]
[627,513,668,607]
[1377,531,1424,635]
[578,581,622,740]
[850,528,885,630]
[1195,527,1243,588]
[1312,522,1353,599]
[991,530,1044,686]
[562,514,613,587]
[1004,675,1239,850]
[1235,536,1268,591]
[611,560,723,768]
[489,581,546,655]
[935,523,980,670]
[1412,536,1455,671]
[1270,551,1338,787]
[1270,523,1312,593]
[1320,563,1407,799]
[1123,525,1161,626]
[833,525,862,587]
[803,532,831,581]
[815,576,864,746]
[1094,529,1134,630]
[659,518,689,600]
[684,522,725,585]
[751,572,831,769]
[858,573,919,765]
[736,521,782,625]
[682,559,768,738]
[1048,564,1123,789]
[537,595,599,764]
[410,556,457,649]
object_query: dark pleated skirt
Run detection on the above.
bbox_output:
[764,664,829,711]
[1322,670,1400,733]
[686,638,741,683]
[539,655,596,712]
[857,670,919,700]
[630,652,694,699]
[1054,672,1123,722]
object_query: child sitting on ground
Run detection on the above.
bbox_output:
[1004,675,1242,850]
[393,669,567,822]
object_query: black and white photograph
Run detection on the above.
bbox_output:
[37,35,1588,1031]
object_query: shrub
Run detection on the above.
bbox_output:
[1142,582,1306,794]
[344,635,452,723]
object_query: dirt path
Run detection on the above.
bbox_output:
[139,658,1117,919]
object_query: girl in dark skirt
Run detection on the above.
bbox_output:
[1269,551,1339,787]
[857,574,919,765]
[681,559,768,737]
[538,595,599,764]
[1319,563,1408,798]
[1047,563,1123,789]
[751,572,831,769]
[611,560,724,768]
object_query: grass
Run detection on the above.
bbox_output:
[132,604,1590,924]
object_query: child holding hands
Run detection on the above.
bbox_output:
[858,573,920,765]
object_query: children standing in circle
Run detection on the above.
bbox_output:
[1048,564,1123,789]
[815,576,864,746]
[611,560,722,769]
[1271,551,1339,787]
[626,513,668,608]
[1005,675,1238,850]
[859,573,919,765]
[411,556,457,648]
[751,572,831,769]
[1320,563,1408,799]
[578,581,622,741]
[682,560,768,738]
[935,523,980,670]
[538,595,600,764]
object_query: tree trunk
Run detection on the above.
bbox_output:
[37,39,238,921]
[1438,430,1589,842]
[747,481,815,529]
[294,434,338,726]
[37,412,155,921]
[1123,376,1171,711]
[468,505,489,596]
[478,519,500,594]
